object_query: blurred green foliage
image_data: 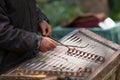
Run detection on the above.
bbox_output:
[109,0,120,21]
[37,0,120,27]
[37,0,83,27]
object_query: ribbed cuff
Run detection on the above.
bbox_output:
[36,35,43,50]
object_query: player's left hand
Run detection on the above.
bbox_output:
[39,21,52,37]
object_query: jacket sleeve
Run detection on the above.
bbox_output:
[36,5,49,23]
[0,5,42,53]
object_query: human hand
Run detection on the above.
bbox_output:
[39,21,52,37]
[39,37,56,52]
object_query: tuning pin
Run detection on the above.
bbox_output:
[77,67,82,72]
[67,72,72,76]
[23,70,29,74]
[84,68,92,73]
[87,54,92,59]
[71,48,77,55]
[56,71,61,76]
[83,53,88,58]
[99,56,105,63]
[67,48,72,55]
[17,70,23,75]
[49,71,56,75]
[29,70,34,75]
[95,56,105,63]
[78,51,85,58]
[91,55,98,60]
[39,71,45,75]
[76,72,84,77]
[34,71,40,75]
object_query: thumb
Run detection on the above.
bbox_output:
[41,27,46,36]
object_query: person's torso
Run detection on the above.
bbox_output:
[5,0,38,32]
[0,0,39,73]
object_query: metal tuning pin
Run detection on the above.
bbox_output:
[96,56,105,63]
[84,68,92,73]
[66,48,105,63]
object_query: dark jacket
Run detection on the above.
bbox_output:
[0,0,48,73]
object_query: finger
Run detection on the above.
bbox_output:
[46,25,52,36]
[48,46,54,51]
[50,38,57,44]
[40,45,50,52]
[50,42,56,48]
[41,26,47,36]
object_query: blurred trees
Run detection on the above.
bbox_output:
[76,0,109,14]
[37,0,120,27]
[63,0,108,14]
[108,0,120,20]
[37,0,83,27]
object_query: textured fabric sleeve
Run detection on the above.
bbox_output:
[0,5,42,53]
[36,4,49,23]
